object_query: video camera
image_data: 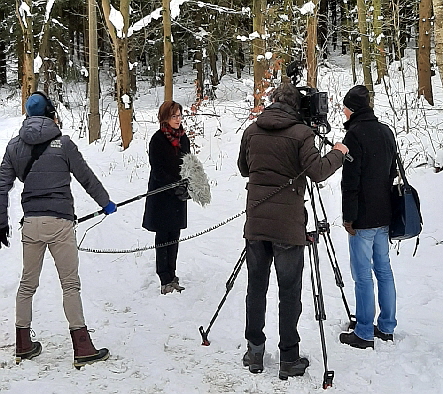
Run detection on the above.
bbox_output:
[286,61,331,134]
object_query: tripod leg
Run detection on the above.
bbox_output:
[321,232,357,330]
[307,234,334,389]
[199,248,247,346]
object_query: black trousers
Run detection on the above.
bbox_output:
[155,230,180,285]
[245,240,305,362]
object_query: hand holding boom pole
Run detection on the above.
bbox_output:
[77,153,211,224]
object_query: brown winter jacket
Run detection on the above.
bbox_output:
[237,103,344,246]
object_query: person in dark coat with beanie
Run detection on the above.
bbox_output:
[0,91,117,367]
[339,85,398,349]
[142,100,190,295]
[237,83,348,379]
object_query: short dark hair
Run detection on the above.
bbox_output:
[270,83,301,110]
[158,101,183,125]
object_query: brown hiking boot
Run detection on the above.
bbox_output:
[15,327,42,364]
[70,327,109,369]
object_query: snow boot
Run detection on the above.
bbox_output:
[374,325,393,341]
[15,327,42,364]
[70,326,109,369]
[161,283,175,294]
[242,341,264,373]
[171,276,185,292]
[339,331,374,349]
[279,357,310,380]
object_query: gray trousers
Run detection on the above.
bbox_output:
[16,216,86,330]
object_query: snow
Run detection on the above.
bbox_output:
[1,52,443,394]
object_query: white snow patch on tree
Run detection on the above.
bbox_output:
[19,2,32,28]
[34,55,43,74]
[109,5,125,38]
[299,1,316,15]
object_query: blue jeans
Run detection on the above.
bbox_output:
[349,226,397,340]
[245,240,304,362]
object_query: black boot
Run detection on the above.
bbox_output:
[340,331,374,349]
[279,357,310,380]
[70,327,109,369]
[15,327,42,364]
[374,325,393,341]
[242,341,265,373]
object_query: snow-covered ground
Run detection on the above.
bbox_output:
[1,55,443,393]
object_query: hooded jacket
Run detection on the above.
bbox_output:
[0,116,110,227]
[237,103,344,246]
[341,108,397,229]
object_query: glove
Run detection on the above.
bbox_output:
[103,201,117,215]
[0,226,10,248]
[175,185,191,201]
[343,221,356,236]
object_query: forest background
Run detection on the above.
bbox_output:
[1,0,442,158]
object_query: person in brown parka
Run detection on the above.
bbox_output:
[237,82,348,379]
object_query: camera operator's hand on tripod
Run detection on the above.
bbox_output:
[333,143,349,155]
[343,221,356,236]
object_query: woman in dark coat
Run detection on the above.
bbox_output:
[142,101,191,295]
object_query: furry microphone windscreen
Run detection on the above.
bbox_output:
[180,153,211,207]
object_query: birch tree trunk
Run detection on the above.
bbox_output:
[433,0,443,88]
[16,0,35,113]
[163,0,173,101]
[88,0,101,143]
[418,0,434,105]
[102,0,133,150]
[356,0,374,103]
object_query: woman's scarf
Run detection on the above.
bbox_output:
[161,123,185,149]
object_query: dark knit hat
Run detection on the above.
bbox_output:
[25,94,48,117]
[343,85,370,112]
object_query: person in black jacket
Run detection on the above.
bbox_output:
[0,91,117,367]
[142,101,190,295]
[339,85,398,349]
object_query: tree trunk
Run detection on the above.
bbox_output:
[343,0,357,83]
[373,0,388,83]
[306,1,318,88]
[101,0,133,149]
[0,8,6,85]
[252,0,267,108]
[16,0,35,113]
[39,18,51,93]
[88,0,101,143]
[357,0,374,103]
[193,12,203,103]
[418,0,434,105]
[163,0,173,101]
[433,0,443,88]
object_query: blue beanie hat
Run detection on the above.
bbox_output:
[25,94,48,117]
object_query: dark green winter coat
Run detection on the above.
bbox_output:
[237,103,344,246]
[142,130,190,232]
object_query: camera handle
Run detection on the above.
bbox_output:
[312,129,354,162]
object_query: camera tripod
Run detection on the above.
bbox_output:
[305,179,356,389]
[199,178,355,389]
